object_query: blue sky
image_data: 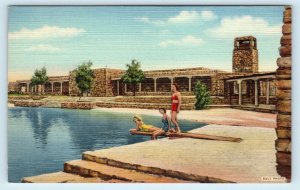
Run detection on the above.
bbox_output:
[8,6,284,82]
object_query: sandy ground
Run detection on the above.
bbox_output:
[95,107,276,128]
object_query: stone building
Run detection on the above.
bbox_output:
[9,35,278,111]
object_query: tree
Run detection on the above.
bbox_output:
[74,61,95,100]
[31,66,49,94]
[194,81,211,110]
[121,60,145,96]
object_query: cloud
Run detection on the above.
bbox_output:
[168,11,199,24]
[159,35,204,47]
[136,10,217,26]
[201,11,217,20]
[25,44,62,52]
[206,16,281,38]
[9,25,85,40]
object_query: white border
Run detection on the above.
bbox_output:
[1,1,299,190]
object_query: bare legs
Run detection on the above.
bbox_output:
[151,129,165,140]
[171,111,181,133]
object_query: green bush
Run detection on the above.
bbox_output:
[194,81,211,110]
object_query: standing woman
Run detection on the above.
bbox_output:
[170,83,182,133]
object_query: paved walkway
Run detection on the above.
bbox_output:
[85,124,283,183]
[95,107,276,128]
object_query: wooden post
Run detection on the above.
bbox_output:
[238,80,242,105]
[60,82,63,94]
[154,78,157,92]
[254,79,258,107]
[188,76,192,91]
[117,80,120,96]
[266,80,270,104]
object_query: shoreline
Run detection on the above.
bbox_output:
[94,107,276,128]
[8,102,276,128]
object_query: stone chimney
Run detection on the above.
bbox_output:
[232,36,258,73]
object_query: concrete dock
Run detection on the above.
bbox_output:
[22,124,285,183]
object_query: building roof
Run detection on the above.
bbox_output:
[224,71,276,81]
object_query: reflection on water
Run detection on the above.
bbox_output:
[8,107,206,182]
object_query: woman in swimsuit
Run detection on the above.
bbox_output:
[130,115,164,140]
[171,83,182,133]
[159,108,175,135]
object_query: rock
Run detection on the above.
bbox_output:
[283,9,292,23]
[276,89,291,100]
[282,24,291,35]
[280,35,291,46]
[276,79,291,90]
[276,100,291,113]
[276,151,291,166]
[276,127,291,138]
[279,45,292,57]
[275,139,291,152]
[276,57,292,68]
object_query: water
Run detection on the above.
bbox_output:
[8,107,206,182]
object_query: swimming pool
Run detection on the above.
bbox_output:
[8,107,206,182]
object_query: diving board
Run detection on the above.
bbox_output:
[130,130,243,143]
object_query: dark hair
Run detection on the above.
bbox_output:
[159,108,166,113]
[172,83,179,91]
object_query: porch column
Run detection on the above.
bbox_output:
[26,83,30,93]
[266,80,270,105]
[124,83,127,93]
[51,82,54,93]
[237,80,242,105]
[139,82,142,92]
[153,78,157,92]
[188,76,192,91]
[60,82,63,94]
[117,80,120,96]
[34,85,37,93]
[254,79,258,107]
[170,77,174,89]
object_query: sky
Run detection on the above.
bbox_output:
[8,6,284,82]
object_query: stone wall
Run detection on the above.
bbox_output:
[8,82,19,93]
[13,100,45,107]
[61,102,96,109]
[275,6,291,180]
[69,68,123,97]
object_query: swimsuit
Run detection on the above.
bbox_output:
[162,117,174,132]
[171,94,179,111]
[139,124,153,132]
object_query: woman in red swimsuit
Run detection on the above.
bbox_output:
[171,83,181,133]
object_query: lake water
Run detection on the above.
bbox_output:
[8,107,206,182]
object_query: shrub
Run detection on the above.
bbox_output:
[194,81,211,110]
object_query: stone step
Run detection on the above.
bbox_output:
[115,96,196,104]
[82,152,231,183]
[21,171,125,183]
[95,101,194,110]
[64,160,190,183]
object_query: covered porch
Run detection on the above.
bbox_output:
[225,72,277,112]
[111,75,212,96]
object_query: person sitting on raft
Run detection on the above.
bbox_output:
[130,115,164,140]
[159,108,175,135]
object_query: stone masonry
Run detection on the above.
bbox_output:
[233,36,258,73]
[275,6,291,180]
